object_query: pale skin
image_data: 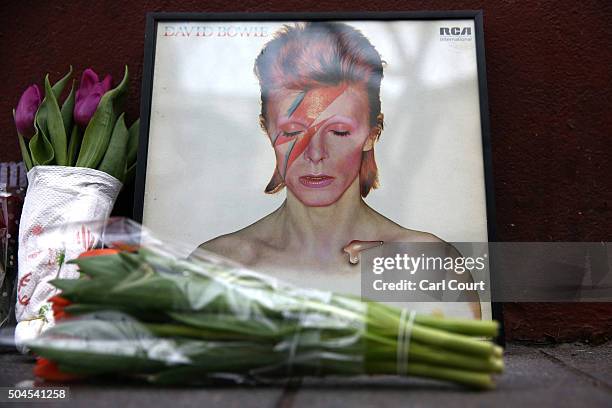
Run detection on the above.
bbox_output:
[198,83,481,319]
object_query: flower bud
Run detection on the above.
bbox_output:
[74,68,112,129]
[14,84,42,137]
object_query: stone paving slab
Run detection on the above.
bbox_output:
[1,343,610,408]
[538,342,612,388]
[294,344,612,408]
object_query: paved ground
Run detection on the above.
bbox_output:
[0,342,610,407]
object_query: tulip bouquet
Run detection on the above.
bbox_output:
[14,66,139,181]
[25,219,504,390]
[12,67,139,351]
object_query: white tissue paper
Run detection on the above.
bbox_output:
[14,166,121,353]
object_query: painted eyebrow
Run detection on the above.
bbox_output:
[313,115,358,129]
[277,117,308,126]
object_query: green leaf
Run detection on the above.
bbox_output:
[13,109,33,170]
[123,118,140,183]
[118,252,144,271]
[18,133,33,170]
[126,118,139,167]
[43,75,68,165]
[76,66,129,169]
[124,162,137,184]
[51,66,73,100]
[30,82,55,166]
[61,79,76,137]
[97,112,129,182]
[66,125,82,167]
[28,68,73,167]
[29,321,168,374]
[29,126,54,166]
[68,253,132,279]
[50,278,122,304]
[64,303,164,322]
[49,278,84,294]
[168,311,296,338]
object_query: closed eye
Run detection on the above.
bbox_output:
[326,122,353,137]
[282,130,303,137]
[279,121,306,138]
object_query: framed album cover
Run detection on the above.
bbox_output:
[135,11,500,328]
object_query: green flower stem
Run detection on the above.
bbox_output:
[367,361,495,389]
[367,342,502,373]
[367,301,499,337]
[147,319,502,374]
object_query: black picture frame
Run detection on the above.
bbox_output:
[134,11,503,343]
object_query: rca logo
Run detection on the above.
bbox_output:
[440,27,472,36]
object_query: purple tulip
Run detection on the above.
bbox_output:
[74,68,112,128]
[14,85,42,138]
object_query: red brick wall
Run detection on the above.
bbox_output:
[1,1,610,343]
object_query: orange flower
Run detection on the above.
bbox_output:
[78,248,121,258]
[49,295,72,321]
[33,357,83,382]
[110,241,140,252]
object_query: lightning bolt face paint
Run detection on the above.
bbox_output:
[273,83,348,177]
[267,83,373,207]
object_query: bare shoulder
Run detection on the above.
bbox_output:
[195,230,259,266]
[368,208,445,243]
[390,227,467,259]
[195,211,280,266]
[387,225,446,243]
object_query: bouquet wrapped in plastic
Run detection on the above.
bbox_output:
[26,218,503,389]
